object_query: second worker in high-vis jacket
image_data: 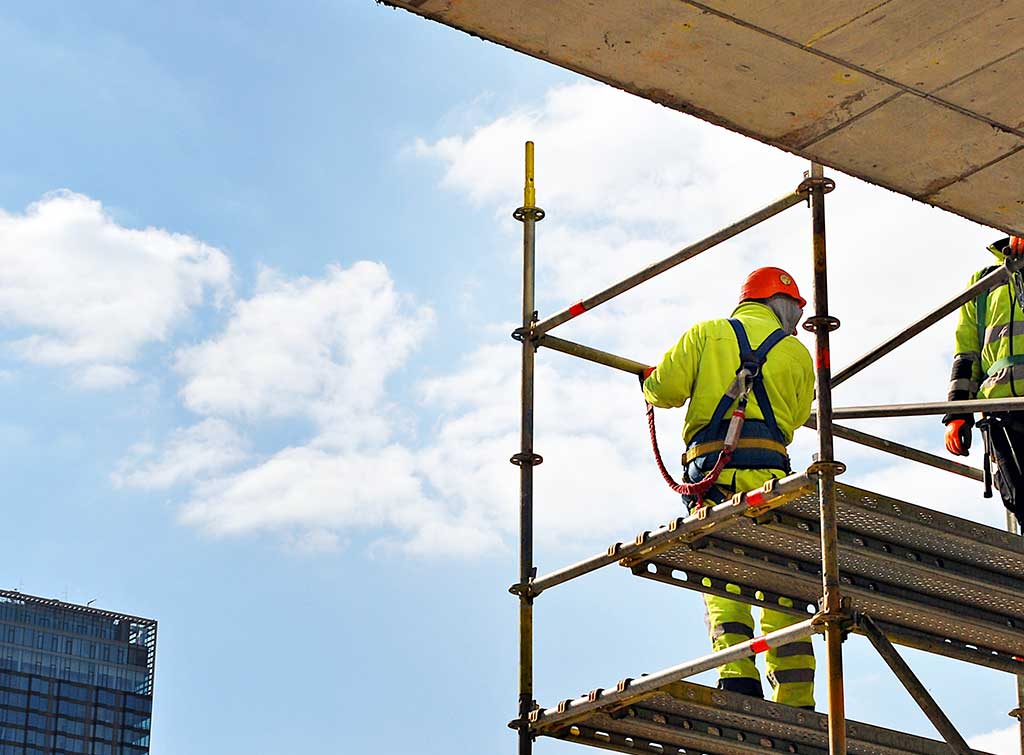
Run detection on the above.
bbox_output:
[944,235,1024,528]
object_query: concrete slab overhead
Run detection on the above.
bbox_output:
[381,0,1024,235]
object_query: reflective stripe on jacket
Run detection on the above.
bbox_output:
[642,301,814,448]
[952,241,1024,400]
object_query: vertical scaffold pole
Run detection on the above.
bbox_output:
[1010,512,1024,754]
[512,141,544,755]
[804,162,847,753]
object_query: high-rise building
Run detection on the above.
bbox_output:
[0,589,156,755]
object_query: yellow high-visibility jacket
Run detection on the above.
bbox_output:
[643,301,815,450]
[950,240,1024,402]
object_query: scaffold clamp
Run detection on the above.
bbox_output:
[797,174,836,205]
[513,206,546,222]
[807,458,847,476]
[815,599,856,640]
[510,452,544,467]
[802,315,841,333]
[509,567,538,599]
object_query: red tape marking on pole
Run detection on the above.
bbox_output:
[746,490,766,508]
[750,638,770,654]
[817,347,830,370]
[568,301,587,317]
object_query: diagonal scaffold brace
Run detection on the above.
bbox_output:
[857,613,973,755]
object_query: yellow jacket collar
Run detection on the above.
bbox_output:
[731,300,785,330]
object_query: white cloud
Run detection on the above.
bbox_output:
[0,191,231,383]
[175,262,432,439]
[178,442,501,557]
[180,444,421,535]
[969,723,1018,754]
[415,82,801,232]
[121,260,469,555]
[112,419,249,490]
[72,364,139,390]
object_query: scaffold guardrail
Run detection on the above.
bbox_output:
[530,680,994,755]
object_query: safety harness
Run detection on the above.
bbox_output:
[972,261,1024,499]
[646,319,790,506]
[976,263,1024,379]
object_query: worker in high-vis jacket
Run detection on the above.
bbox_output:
[944,235,1024,529]
[642,267,816,708]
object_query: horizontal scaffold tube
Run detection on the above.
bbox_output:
[532,187,810,336]
[537,335,647,375]
[819,397,1024,420]
[529,617,821,732]
[806,418,983,482]
[525,473,813,596]
[831,259,1023,389]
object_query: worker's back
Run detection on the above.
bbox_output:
[643,300,814,479]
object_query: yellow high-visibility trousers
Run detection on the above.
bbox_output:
[704,592,815,708]
[694,471,815,709]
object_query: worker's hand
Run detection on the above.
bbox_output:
[944,418,972,456]
[639,365,655,386]
[1008,236,1024,256]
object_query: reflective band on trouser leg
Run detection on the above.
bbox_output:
[711,622,756,640]
[761,607,815,708]
[704,595,759,682]
[774,641,814,658]
[768,668,816,684]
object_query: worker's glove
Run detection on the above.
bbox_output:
[943,417,973,456]
[1008,236,1024,256]
[639,365,655,386]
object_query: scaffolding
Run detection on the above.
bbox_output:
[509,143,1024,755]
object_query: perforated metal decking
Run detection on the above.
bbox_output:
[532,681,993,755]
[625,482,1024,673]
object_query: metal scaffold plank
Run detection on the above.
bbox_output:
[533,680,994,755]
[626,482,1024,672]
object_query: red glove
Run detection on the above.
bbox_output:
[1008,236,1024,256]
[944,418,971,456]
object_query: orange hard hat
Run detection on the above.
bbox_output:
[739,267,806,308]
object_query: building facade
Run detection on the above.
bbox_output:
[0,590,156,755]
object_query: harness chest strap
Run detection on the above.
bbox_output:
[987,354,1024,375]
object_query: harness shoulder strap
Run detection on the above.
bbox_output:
[740,322,788,438]
[703,320,787,436]
[976,265,998,351]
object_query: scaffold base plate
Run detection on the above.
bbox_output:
[537,680,992,755]
[629,482,1024,672]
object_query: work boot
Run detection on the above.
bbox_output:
[718,677,764,698]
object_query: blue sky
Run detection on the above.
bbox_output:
[0,2,1019,753]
